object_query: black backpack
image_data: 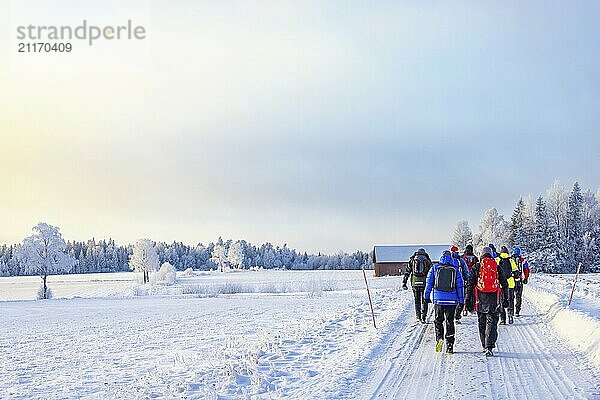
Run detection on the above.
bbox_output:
[434,265,456,292]
[412,254,428,277]
[498,258,512,279]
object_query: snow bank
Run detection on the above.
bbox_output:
[525,276,600,367]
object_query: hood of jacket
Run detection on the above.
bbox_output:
[439,251,455,266]
[415,248,428,256]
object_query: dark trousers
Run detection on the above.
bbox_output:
[413,287,428,320]
[455,286,468,320]
[500,288,515,321]
[477,311,499,349]
[514,282,523,314]
[455,303,464,320]
[434,305,457,344]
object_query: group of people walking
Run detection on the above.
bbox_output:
[403,244,530,356]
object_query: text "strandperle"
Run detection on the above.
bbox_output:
[16,20,146,46]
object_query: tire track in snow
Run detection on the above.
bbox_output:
[361,295,600,400]
[363,308,430,400]
[488,296,592,399]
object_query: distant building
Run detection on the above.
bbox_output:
[372,245,450,277]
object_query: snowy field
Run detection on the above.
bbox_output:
[1,271,599,399]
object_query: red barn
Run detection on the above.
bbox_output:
[372,245,450,277]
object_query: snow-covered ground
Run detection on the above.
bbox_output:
[1,271,599,399]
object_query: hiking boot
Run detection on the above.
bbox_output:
[435,339,443,352]
[515,312,520,317]
[455,319,461,324]
[484,348,494,357]
[508,316,514,324]
[499,320,506,325]
[446,343,454,354]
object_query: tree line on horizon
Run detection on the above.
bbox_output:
[2,180,597,277]
[0,235,372,277]
[451,180,600,273]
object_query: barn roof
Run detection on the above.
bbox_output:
[373,245,451,263]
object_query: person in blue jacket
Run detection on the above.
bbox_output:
[425,250,465,354]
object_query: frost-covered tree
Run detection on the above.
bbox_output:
[528,196,559,272]
[546,180,569,243]
[581,189,600,272]
[473,208,511,254]
[211,244,228,272]
[227,241,246,269]
[509,197,535,251]
[451,220,472,250]
[129,239,159,284]
[565,182,584,271]
[509,198,526,248]
[15,222,76,299]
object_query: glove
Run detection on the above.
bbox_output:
[523,278,528,284]
[402,284,408,290]
[425,298,432,304]
[503,299,509,309]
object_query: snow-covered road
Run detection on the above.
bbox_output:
[358,295,600,400]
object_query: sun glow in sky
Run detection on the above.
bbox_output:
[1,1,599,252]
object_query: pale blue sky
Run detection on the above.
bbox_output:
[1,1,599,252]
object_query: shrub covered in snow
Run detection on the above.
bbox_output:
[181,267,195,277]
[36,284,53,300]
[151,262,177,285]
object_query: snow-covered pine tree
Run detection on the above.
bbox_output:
[565,182,584,272]
[529,196,560,272]
[129,239,159,284]
[510,197,535,252]
[451,220,473,250]
[581,189,600,272]
[509,198,526,248]
[15,222,76,299]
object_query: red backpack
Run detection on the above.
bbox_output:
[477,257,499,293]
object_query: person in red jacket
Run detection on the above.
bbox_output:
[465,247,509,357]
[512,247,530,317]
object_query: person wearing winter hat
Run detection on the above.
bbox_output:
[403,248,433,323]
[424,250,465,354]
[465,247,509,357]
[461,244,479,316]
[511,247,530,317]
[450,246,469,323]
[488,244,498,258]
[496,245,519,324]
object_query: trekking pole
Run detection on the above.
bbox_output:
[362,266,377,329]
[568,263,582,306]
